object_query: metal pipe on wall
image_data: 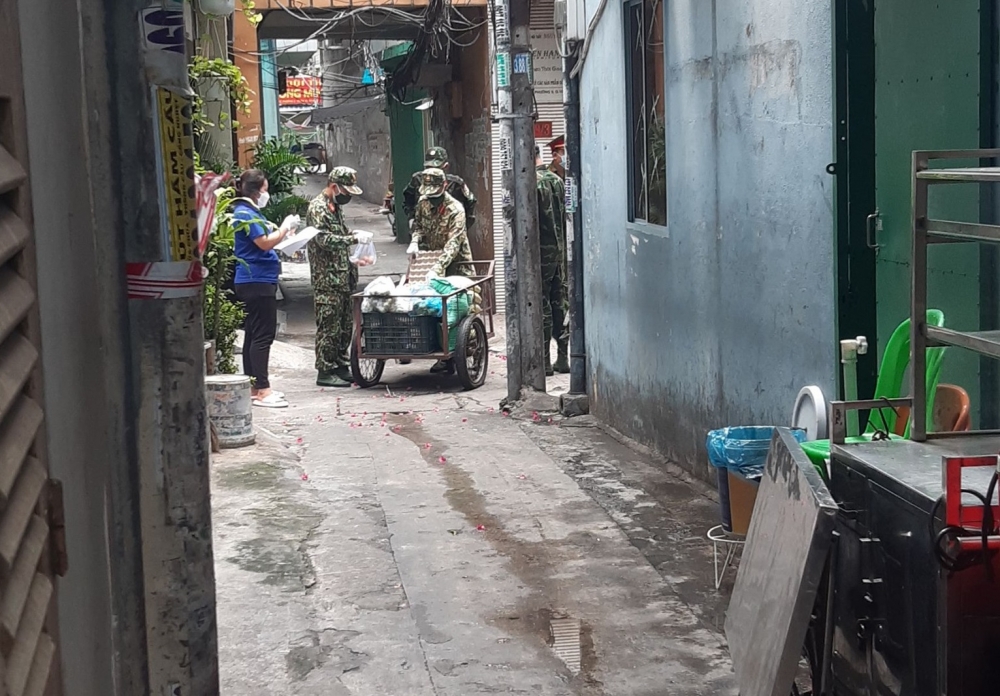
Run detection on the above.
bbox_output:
[563,42,587,396]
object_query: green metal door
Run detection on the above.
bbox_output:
[387,91,426,243]
[874,0,982,421]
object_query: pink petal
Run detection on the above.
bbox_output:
[461,418,468,423]
[423,443,432,449]
[517,474,527,480]
[476,525,486,531]
[301,473,309,481]
[438,456,447,463]
[296,437,304,444]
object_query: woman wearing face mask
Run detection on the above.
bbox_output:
[305,166,366,388]
[233,169,294,408]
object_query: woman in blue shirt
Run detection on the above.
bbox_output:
[233,169,293,408]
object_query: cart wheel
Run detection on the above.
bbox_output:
[455,315,489,390]
[350,328,385,388]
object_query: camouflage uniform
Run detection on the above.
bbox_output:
[537,164,568,373]
[412,169,474,278]
[402,146,477,229]
[307,167,362,380]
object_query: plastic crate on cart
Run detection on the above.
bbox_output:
[362,313,441,355]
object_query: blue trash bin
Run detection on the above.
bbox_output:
[706,427,806,531]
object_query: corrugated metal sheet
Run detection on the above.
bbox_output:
[489,0,565,313]
[490,121,506,312]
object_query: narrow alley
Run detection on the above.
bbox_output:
[212,178,737,695]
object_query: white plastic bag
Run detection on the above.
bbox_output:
[363,276,395,296]
[350,240,377,267]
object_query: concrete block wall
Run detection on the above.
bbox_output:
[578,0,837,482]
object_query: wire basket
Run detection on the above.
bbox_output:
[362,313,441,355]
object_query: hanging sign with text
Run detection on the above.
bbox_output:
[279,76,322,108]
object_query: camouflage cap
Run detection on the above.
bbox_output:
[328,166,363,195]
[423,146,449,168]
[418,168,448,198]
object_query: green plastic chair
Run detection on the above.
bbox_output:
[801,310,947,472]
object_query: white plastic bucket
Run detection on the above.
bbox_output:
[205,374,255,448]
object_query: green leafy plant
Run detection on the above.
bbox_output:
[189,55,252,137]
[251,136,309,199]
[203,186,248,373]
[240,0,263,26]
[647,112,666,226]
[261,194,309,225]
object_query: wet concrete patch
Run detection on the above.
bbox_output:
[285,628,367,681]
[217,459,285,490]
[521,421,733,633]
[231,538,314,590]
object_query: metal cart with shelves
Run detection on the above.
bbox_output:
[727,150,1000,696]
[910,148,1000,440]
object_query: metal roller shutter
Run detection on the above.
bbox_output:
[0,3,66,694]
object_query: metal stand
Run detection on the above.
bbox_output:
[910,149,1000,440]
[707,525,745,590]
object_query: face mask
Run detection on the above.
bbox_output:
[335,193,352,205]
[256,191,270,209]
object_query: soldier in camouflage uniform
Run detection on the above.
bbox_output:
[402,146,477,229]
[406,168,475,374]
[536,147,569,376]
[407,168,474,278]
[306,166,364,387]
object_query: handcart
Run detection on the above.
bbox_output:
[349,256,495,390]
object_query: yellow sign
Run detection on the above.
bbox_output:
[156,88,197,262]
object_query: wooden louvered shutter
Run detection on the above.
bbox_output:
[0,3,66,695]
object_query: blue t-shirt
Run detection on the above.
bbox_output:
[233,200,281,285]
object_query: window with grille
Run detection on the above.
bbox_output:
[625,0,666,226]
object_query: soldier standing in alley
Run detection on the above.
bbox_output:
[306,166,365,388]
[403,146,477,230]
[536,147,569,376]
[547,135,566,181]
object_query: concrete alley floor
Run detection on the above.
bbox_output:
[213,177,738,695]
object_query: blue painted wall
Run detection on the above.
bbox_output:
[260,39,280,140]
[578,0,837,481]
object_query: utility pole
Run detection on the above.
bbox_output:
[96,1,218,692]
[495,0,545,402]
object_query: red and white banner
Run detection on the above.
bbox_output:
[127,261,203,299]
[195,171,230,258]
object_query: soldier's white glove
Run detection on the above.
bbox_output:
[279,215,301,233]
[406,242,419,259]
[353,230,374,244]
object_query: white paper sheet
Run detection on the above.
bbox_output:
[275,226,320,255]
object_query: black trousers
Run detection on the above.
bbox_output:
[235,282,278,390]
